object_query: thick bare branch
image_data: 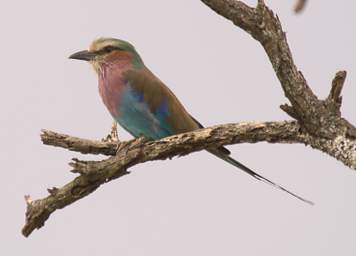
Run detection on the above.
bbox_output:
[200,0,355,140]
[40,122,356,169]
[24,121,298,237]
[23,121,356,237]
[41,122,301,156]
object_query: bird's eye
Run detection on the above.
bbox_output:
[102,46,119,53]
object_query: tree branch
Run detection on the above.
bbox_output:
[24,121,298,237]
[200,0,355,140]
[40,129,118,156]
[22,1,356,237]
[23,121,355,237]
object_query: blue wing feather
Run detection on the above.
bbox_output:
[116,83,173,139]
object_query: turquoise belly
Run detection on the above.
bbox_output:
[117,86,173,139]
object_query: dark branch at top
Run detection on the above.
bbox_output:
[200,0,355,140]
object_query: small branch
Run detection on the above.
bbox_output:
[294,0,307,13]
[327,71,347,110]
[280,104,299,120]
[41,129,117,155]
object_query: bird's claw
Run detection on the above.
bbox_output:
[136,135,151,144]
[102,121,119,143]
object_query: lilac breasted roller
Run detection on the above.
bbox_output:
[69,37,312,204]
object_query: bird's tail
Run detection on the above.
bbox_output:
[207,149,313,205]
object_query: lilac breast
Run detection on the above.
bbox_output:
[98,67,125,119]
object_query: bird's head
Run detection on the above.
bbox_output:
[69,37,143,72]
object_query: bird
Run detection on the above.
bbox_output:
[69,37,312,205]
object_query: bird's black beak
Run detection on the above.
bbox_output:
[69,50,96,61]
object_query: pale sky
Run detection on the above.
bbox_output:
[1,0,356,255]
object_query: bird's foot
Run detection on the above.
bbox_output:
[102,121,119,143]
[135,135,151,144]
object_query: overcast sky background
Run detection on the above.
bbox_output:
[1,0,356,255]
